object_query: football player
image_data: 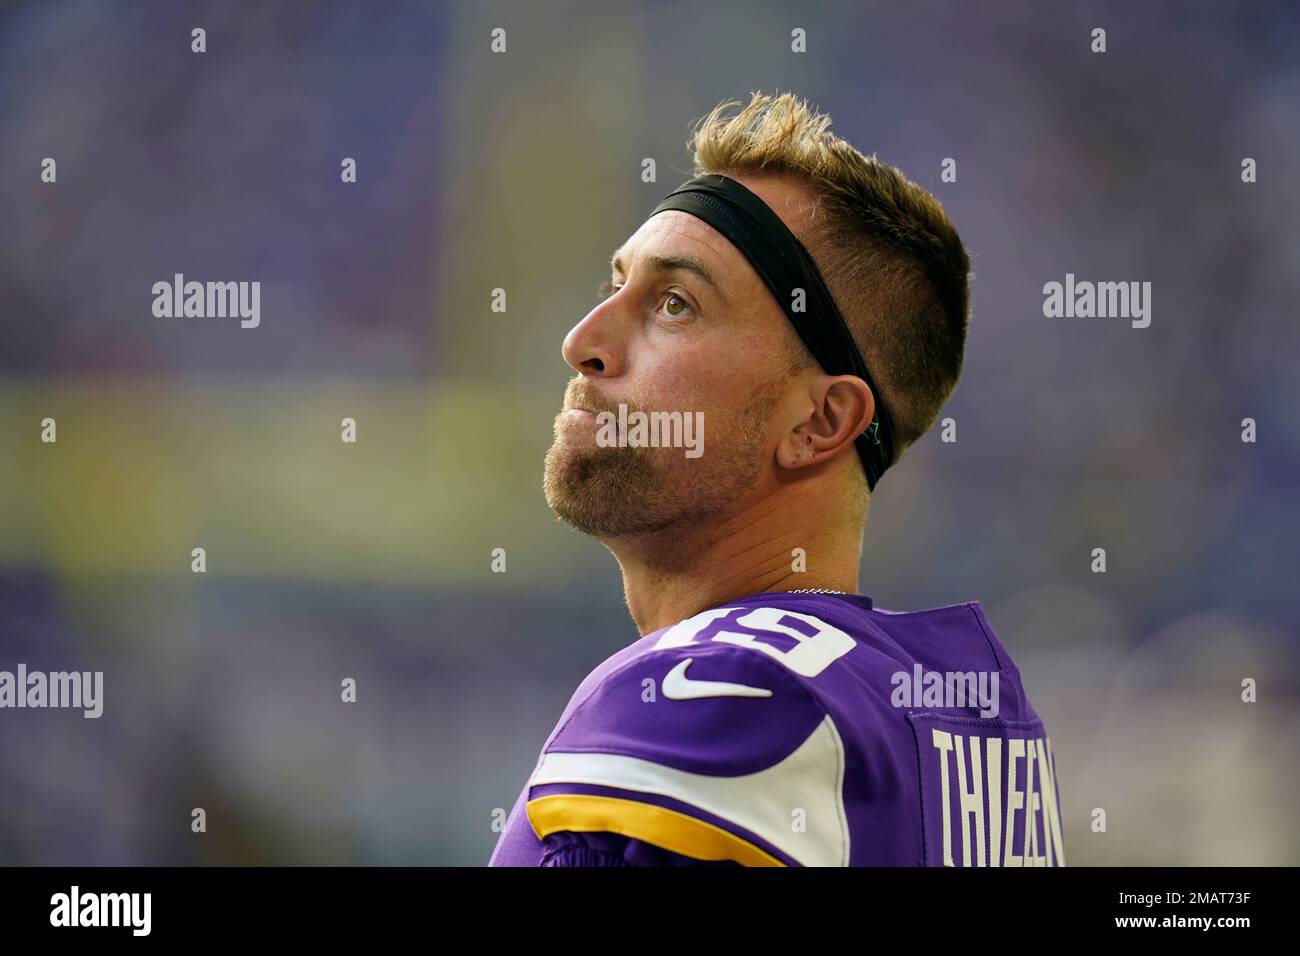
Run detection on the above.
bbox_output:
[490,91,1064,867]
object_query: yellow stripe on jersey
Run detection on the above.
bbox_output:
[526,793,786,867]
[525,715,851,866]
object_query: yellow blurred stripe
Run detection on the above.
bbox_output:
[0,377,579,586]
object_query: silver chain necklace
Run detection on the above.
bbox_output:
[789,588,847,594]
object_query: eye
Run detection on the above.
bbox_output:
[596,279,695,318]
[661,292,694,318]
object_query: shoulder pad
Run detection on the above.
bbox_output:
[526,640,850,866]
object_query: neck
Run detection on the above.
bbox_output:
[602,482,865,636]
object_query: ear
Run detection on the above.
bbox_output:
[775,374,876,472]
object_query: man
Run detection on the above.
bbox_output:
[489,92,1064,867]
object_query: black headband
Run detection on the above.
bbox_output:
[648,173,894,491]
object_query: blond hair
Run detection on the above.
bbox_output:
[687,91,971,474]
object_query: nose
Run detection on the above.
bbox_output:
[561,297,624,378]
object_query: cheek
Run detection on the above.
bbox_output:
[642,345,752,405]
[634,353,701,412]
[637,327,776,427]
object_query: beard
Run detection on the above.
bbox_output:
[542,379,779,537]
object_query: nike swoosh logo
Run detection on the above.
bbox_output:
[662,658,773,700]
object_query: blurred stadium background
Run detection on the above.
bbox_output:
[0,0,1297,865]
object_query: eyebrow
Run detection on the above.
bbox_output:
[610,250,724,297]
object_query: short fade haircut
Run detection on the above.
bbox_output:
[687,90,971,475]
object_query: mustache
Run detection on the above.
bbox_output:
[563,380,646,417]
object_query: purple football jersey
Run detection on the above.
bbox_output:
[489,590,1065,867]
